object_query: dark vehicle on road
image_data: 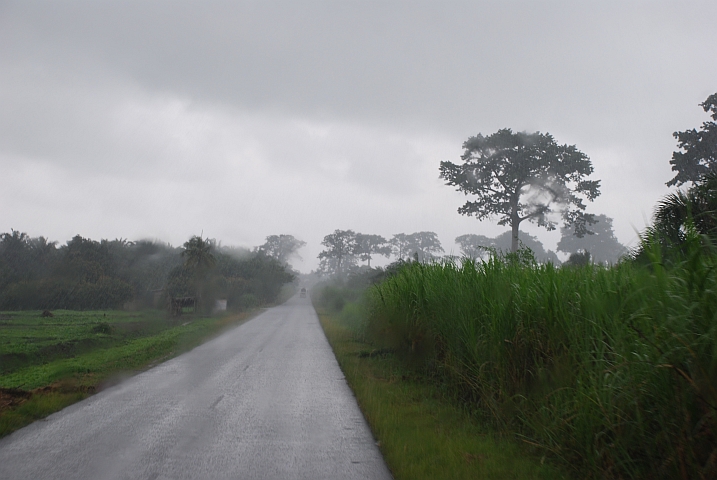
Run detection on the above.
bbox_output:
[299,287,307,298]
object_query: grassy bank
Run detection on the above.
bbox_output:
[315,294,565,479]
[0,309,256,437]
[361,246,717,479]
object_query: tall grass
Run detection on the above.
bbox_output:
[364,238,717,479]
[317,309,564,479]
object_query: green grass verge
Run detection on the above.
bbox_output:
[317,308,565,480]
[0,390,89,436]
[0,309,257,438]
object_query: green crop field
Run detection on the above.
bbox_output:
[0,310,169,377]
[359,250,717,479]
[0,309,255,437]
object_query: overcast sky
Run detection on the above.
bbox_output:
[1,1,716,271]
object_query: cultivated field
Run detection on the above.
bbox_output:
[361,251,717,479]
[0,309,253,437]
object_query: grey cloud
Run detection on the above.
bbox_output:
[5,1,715,138]
[2,1,717,271]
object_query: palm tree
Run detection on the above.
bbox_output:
[181,235,216,272]
[653,175,717,242]
[178,235,218,314]
[634,174,717,262]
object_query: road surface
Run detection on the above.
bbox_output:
[0,296,393,480]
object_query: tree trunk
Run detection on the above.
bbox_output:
[510,194,521,252]
[511,207,521,252]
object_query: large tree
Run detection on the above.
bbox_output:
[390,233,411,261]
[354,233,391,267]
[317,229,358,277]
[405,231,444,262]
[557,214,627,264]
[455,233,494,259]
[258,234,306,266]
[667,93,717,187]
[440,129,601,252]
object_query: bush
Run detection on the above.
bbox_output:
[315,284,367,314]
[236,294,258,310]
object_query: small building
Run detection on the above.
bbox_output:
[214,299,227,313]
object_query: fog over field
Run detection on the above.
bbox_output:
[1,1,716,272]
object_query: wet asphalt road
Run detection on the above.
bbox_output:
[0,296,392,480]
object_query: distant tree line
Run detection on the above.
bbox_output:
[317,220,628,279]
[455,215,627,266]
[316,230,446,277]
[0,232,295,311]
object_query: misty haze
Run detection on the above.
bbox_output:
[1,1,717,479]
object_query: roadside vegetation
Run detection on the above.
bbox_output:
[365,244,716,479]
[314,286,565,480]
[0,232,299,438]
[315,225,717,479]
[317,94,717,479]
[0,232,296,312]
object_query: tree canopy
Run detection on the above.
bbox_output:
[354,233,391,267]
[390,232,445,262]
[667,93,717,187]
[0,232,293,311]
[317,229,358,277]
[390,233,411,261]
[440,129,600,252]
[455,233,494,259]
[181,235,216,272]
[403,231,444,262]
[557,214,627,264]
[258,234,306,266]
